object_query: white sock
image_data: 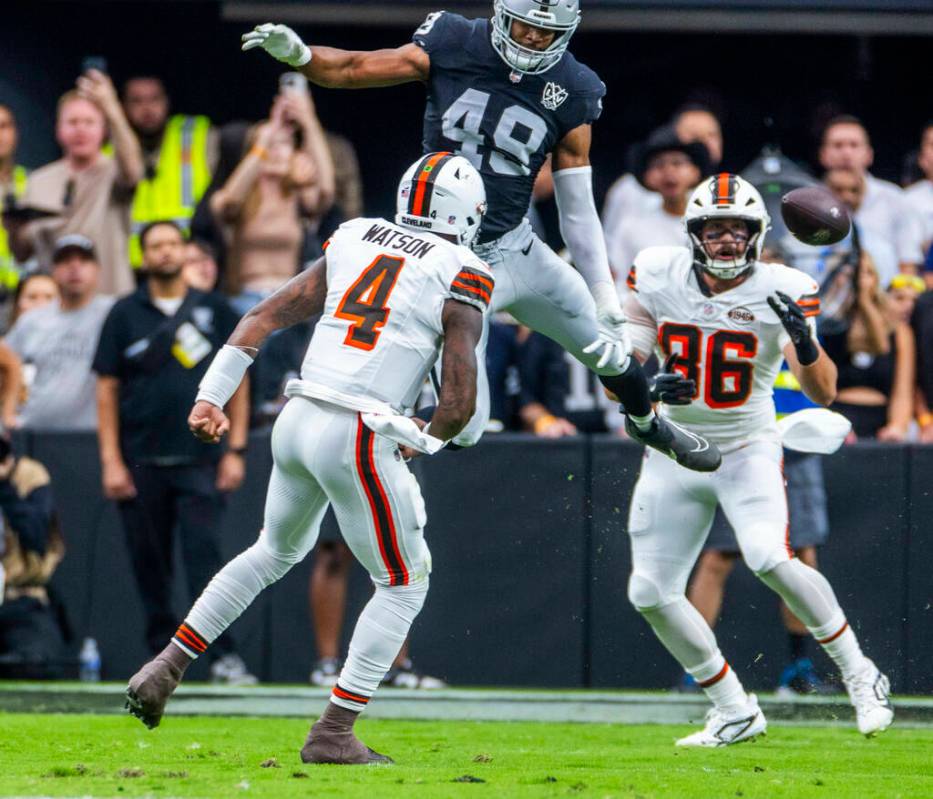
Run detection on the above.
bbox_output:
[175,538,296,656]
[758,559,867,679]
[691,655,747,712]
[639,597,746,710]
[811,620,867,680]
[331,579,429,712]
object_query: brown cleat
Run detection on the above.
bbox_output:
[125,643,191,729]
[300,703,394,765]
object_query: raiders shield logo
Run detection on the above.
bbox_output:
[541,82,568,111]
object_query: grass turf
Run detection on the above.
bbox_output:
[1,713,931,798]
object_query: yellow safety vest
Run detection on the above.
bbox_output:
[0,165,29,292]
[128,115,212,268]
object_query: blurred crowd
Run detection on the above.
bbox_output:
[0,65,931,679]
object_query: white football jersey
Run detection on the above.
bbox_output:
[286,217,493,415]
[626,246,820,446]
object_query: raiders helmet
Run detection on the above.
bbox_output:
[491,0,581,75]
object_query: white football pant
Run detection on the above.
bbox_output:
[455,220,621,445]
[178,397,431,711]
[627,439,866,699]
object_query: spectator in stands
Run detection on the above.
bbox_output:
[0,104,28,301]
[325,130,363,222]
[3,273,60,430]
[182,239,219,293]
[911,285,933,442]
[0,341,21,432]
[821,253,916,440]
[904,122,933,254]
[673,103,724,170]
[93,220,254,684]
[487,319,578,436]
[820,167,899,287]
[121,77,218,269]
[3,71,142,296]
[10,273,59,327]
[819,115,925,274]
[4,236,113,431]
[608,126,709,285]
[210,89,334,314]
[0,439,66,679]
[602,104,722,269]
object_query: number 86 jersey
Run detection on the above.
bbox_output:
[625,246,821,448]
[286,217,494,416]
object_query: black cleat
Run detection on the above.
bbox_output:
[625,415,721,472]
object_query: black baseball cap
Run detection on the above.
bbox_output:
[52,234,97,263]
[630,125,712,188]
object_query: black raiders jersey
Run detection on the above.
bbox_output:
[413,11,605,244]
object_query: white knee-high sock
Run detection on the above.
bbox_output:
[172,538,296,658]
[640,598,747,711]
[330,579,429,712]
[757,559,867,679]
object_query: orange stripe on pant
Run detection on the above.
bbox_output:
[355,415,409,586]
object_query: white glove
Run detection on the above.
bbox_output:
[583,282,632,370]
[241,23,311,67]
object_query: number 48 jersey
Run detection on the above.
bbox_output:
[414,11,605,243]
[625,246,820,448]
[286,217,493,416]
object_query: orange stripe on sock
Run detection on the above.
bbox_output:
[817,621,849,644]
[698,662,730,688]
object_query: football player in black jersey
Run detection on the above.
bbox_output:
[242,1,721,471]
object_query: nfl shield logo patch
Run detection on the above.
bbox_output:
[541,82,568,111]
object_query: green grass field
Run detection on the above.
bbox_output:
[1,713,931,798]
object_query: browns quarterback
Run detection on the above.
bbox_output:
[240,0,719,471]
[622,173,893,746]
[126,154,494,764]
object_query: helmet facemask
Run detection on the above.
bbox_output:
[491,0,580,75]
[684,174,772,280]
[687,216,766,280]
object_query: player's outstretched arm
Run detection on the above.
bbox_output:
[553,125,629,371]
[430,299,483,442]
[241,24,428,88]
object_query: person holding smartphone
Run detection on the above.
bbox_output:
[209,76,335,316]
[3,64,143,297]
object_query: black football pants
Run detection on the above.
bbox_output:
[117,462,236,658]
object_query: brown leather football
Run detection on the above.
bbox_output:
[780,186,850,246]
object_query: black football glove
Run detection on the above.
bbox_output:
[649,354,696,406]
[767,291,819,365]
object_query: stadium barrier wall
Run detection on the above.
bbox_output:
[17,432,931,693]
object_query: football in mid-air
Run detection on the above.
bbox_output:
[780,186,851,246]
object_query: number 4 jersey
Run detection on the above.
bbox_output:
[625,246,820,447]
[414,11,605,243]
[285,217,494,415]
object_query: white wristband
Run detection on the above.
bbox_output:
[196,345,254,408]
[291,45,311,67]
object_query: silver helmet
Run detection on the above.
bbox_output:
[491,0,581,76]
